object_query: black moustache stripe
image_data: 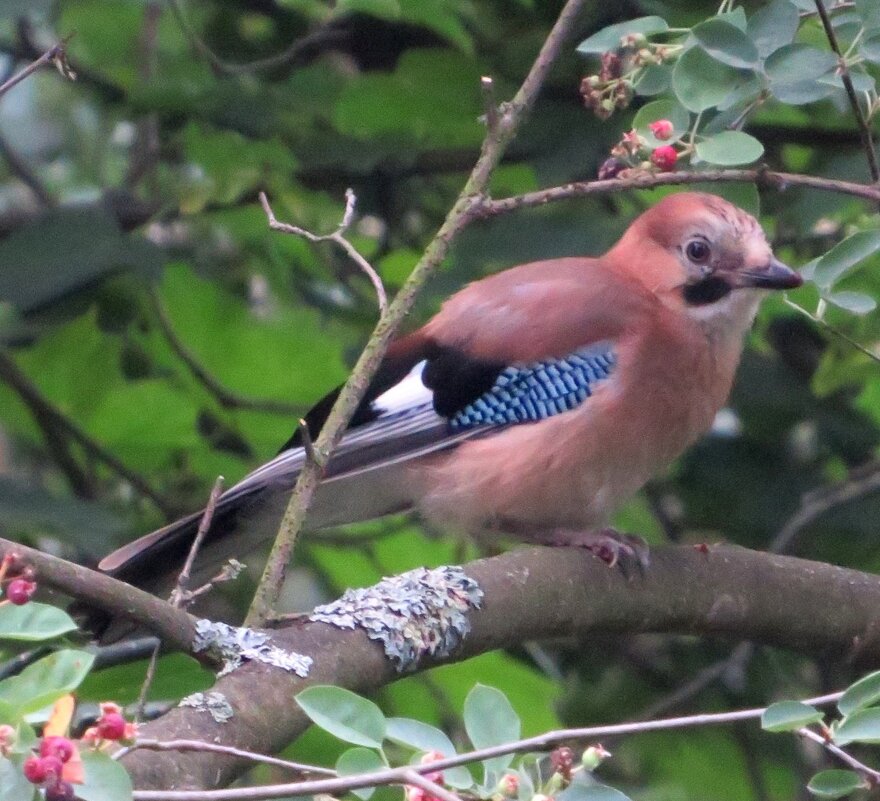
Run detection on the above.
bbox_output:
[683,276,733,306]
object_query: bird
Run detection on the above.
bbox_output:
[98,192,802,598]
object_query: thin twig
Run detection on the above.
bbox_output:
[0,349,173,516]
[130,692,844,800]
[771,459,880,553]
[166,0,345,76]
[474,169,880,219]
[799,726,880,783]
[259,190,388,316]
[296,418,324,471]
[148,287,303,416]
[170,476,225,607]
[0,37,74,98]
[0,131,53,206]
[784,299,880,364]
[136,475,225,719]
[116,739,337,776]
[402,770,463,801]
[244,0,587,629]
[813,0,880,183]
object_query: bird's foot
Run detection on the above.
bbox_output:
[545,527,650,576]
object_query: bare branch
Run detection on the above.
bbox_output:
[259,190,388,315]
[799,726,880,783]
[0,36,74,99]
[129,687,844,799]
[480,76,499,134]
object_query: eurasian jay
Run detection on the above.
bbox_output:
[98,192,801,592]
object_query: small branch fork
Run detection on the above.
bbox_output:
[0,36,76,99]
[129,693,848,801]
[259,189,388,316]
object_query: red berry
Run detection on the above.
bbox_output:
[5,578,36,605]
[45,779,76,801]
[97,711,126,740]
[650,145,677,171]
[23,755,48,784]
[648,119,674,140]
[40,736,74,763]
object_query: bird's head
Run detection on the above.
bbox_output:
[611,192,802,334]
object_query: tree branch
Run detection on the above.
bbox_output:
[123,545,880,790]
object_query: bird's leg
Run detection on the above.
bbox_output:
[532,527,650,575]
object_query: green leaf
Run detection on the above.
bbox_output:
[336,747,385,800]
[296,686,386,748]
[747,0,800,57]
[765,44,838,104]
[861,33,880,64]
[0,649,95,719]
[576,16,669,55]
[672,46,744,112]
[633,64,671,96]
[760,701,824,732]
[692,18,759,68]
[695,131,764,166]
[807,770,866,799]
[835,707,880,744]
[77,750,134,801]
[839,671,880,716]
[632,99,690,147]
[464,685,520,786]
[0,754,36,801]
[856,0,880,29]
[0,603,78,642]
[824,290,877,315]
[386,718,473,789]
[559,784,633,801]
[812,229,880,288]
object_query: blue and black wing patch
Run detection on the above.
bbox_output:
[447,345,616,431]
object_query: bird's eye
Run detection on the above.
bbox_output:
[686,240,710,263]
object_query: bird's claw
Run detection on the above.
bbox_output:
[546,527,650,577]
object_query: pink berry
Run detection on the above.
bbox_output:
[40,736,74,763]
[97,711,126,740]
[498,774,519,796]
[23,755,48,784]
[650,145,677,171]
[5,578,36,605]
[648,119,674,140]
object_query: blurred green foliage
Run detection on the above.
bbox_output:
[1,0,880,798]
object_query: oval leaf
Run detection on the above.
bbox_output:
[386,717,473,789]
[672,46,744,112]
[464,685,520,787]
[825,291,877,315]
[813,229,880,289]
[834,707,880,745]
[695,131,764,166]
[336,747,386,800]
[296,686,386,748]
[76,750,133,801]
[807,770,866,799]
[0,603,78,642]
[0,649,95,717]
[839,671,880,717]
[765,44,838,104]
[576,17,669,55]
[692,18,759,68]
[747,0,800,58]
[632,99,690,147]
[761,701,823,732]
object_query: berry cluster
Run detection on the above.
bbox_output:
[0,552,36,606]
[23,736,76,801]
[580,35,674,120]
[81,702,137,744]
[598,120,680,180]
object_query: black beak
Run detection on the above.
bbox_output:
[738,258,803,290]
